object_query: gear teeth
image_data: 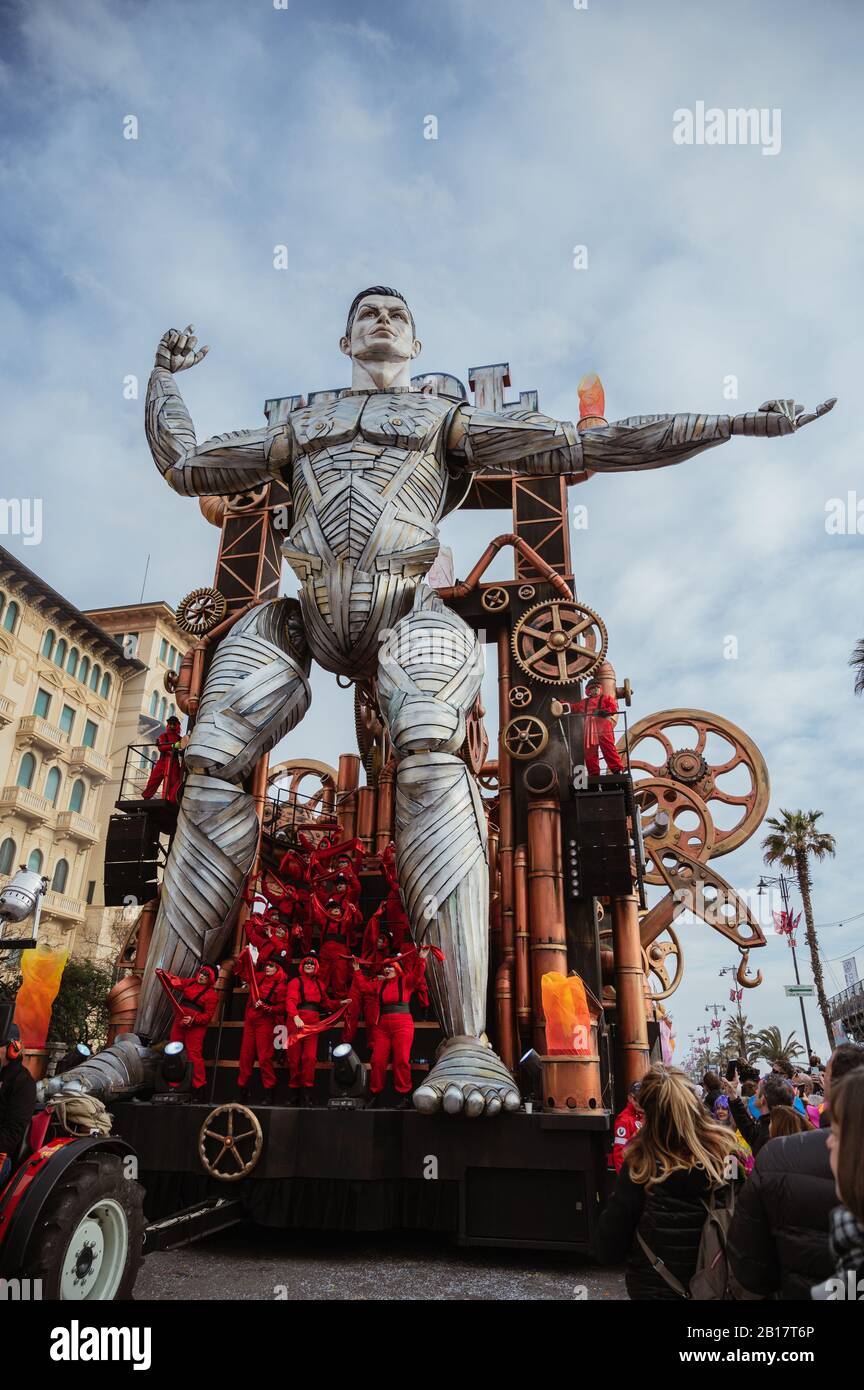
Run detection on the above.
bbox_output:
[511,598,608,686]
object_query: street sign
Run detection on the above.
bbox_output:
[784,984,815,997]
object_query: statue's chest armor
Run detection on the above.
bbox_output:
[287,393,455,571]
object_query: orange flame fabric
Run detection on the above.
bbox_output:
[13,946,68,1050]
[577,372,605,421]
[540,971,592,1054]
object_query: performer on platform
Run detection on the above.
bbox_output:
[236,957,287,1101]
[314,895,363,996]
[343,924,393,1048]
[356,947,431,1109]
[285,956,344,1105]
[141,715,185,801]
[165,963,218,1092]
[554,679,624,776]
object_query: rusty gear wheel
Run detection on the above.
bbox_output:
[175,586,228,636]
[480,586,509,613]
[511,599,607,686]
[502,714,549,760]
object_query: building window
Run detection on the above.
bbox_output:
[78,656,90,685]
[27,849,44,874]
[54,637,67,667]
[44,767,61,805]
[159,697,167,723]
[100,671,112,699]
[51,859,69,893]
[33,688,52,719]
[89,663,101,692]
[2,601,19,634]
[168,644,177,668]
[149,691,159,717]
[69,779,86,813]
[86,880,96,905]
[0,837,16,875]
[82,719,98,749]
[66,646,79,678]
[59,704,75,736]
[168,702,175,718]
[159,638,168,663]
[16,753,36,789]
[41,629,56,660]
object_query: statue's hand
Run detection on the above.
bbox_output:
[155,324,210,373]
[740,397,837,435]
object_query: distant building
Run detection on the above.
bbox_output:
[0,546,189,964]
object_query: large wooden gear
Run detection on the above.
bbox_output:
[175,585,228,636]
[198,1103,263,1181]
[511,599,607,686]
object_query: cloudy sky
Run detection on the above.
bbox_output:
[2,0,862,1060]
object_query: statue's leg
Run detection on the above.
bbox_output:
[136,598,311,1039]
[377,587,520,1118]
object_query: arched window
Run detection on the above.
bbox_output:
[16,753,36,789]
[78,655,90,685]
[100,671,112,699]
[168,702,175,719]
[0,593,4,626]
[0,837,16,875]
[44,767,61,805]
[27,849,44,874]
[51,859,69,893]
[149,691,159,717]
[89,663,101,692]
[69,779,86,813]
[41,629,56,660]
[66,646,79,678]
[54,637,67,667]
[3,600,20,634]
[159,697,167,723]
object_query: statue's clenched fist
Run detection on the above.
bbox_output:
[155,324,210,373]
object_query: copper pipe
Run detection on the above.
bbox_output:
[375,757,396,852]
[527,794,568,1052]
[106,975,140,1044]
[132,897,159,974]
[611,893,651,1089]
[514,845,531,1035]
[437,533,572,601]
[185,601,257,719]
[336,754,361,840]
[233,754,271,953]
[495,962,515,1071]
[600,947,615,985]
[356,786,377,852]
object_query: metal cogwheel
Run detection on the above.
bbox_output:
[502,714,549,760]
[508,684,533,709]
[175,586,228,636]
[480,585,509,613]
[511,599,607,686]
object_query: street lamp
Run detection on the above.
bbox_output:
[757,873,813,1058]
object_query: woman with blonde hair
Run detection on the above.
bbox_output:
[595,1064,743,1300]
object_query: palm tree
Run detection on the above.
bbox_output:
[753,1025,804,1069]
[849,638,864,695]
[762,809,836,1046]
[723,1013,757,1062]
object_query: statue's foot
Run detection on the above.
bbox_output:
[413,1035,521,1117]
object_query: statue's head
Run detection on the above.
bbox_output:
[340,286,421,367]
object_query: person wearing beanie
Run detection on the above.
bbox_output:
[285,956,345,1105]
[355,946,431,1109]
[313,894,363,997]
[236,957,287,1102]
[343,924,393,1048]
[141,714,185,802]
[164,963,218,1092]
[552,678,624,776]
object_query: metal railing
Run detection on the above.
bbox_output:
[829,977,864,1018]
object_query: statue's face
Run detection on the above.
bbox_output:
[340,293,420,365]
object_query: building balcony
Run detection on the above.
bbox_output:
[0,694,14,727]
[41,891,86,926]
[0,784,53,824]
[16,714,68,755]
[68,745,111,782]
[55,810,100,844]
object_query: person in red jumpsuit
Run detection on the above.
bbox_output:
[555,679,624,776]
[165,963,218,1092]
[610,1080,644,1173]
[356,947,430,1109]
[141,715,185,801]
[314,895,363,996]
[285,956,344,1105]
[235,956,287,1101]
[343,925,393,1048]
[258,921,294,974]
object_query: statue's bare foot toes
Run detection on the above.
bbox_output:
[412,1036,521,1117]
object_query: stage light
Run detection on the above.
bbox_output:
[329,1042,367,1108]
[161,1040,187,1085]
[518,1048,544,1110]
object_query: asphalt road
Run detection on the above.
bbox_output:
[134,1227,626,1301]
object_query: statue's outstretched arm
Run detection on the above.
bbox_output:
[145,325,291,496]
[447,397,835,477]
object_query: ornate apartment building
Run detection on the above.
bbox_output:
[0,546,190,964]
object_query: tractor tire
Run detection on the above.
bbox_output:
[21,1153,145,1301]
